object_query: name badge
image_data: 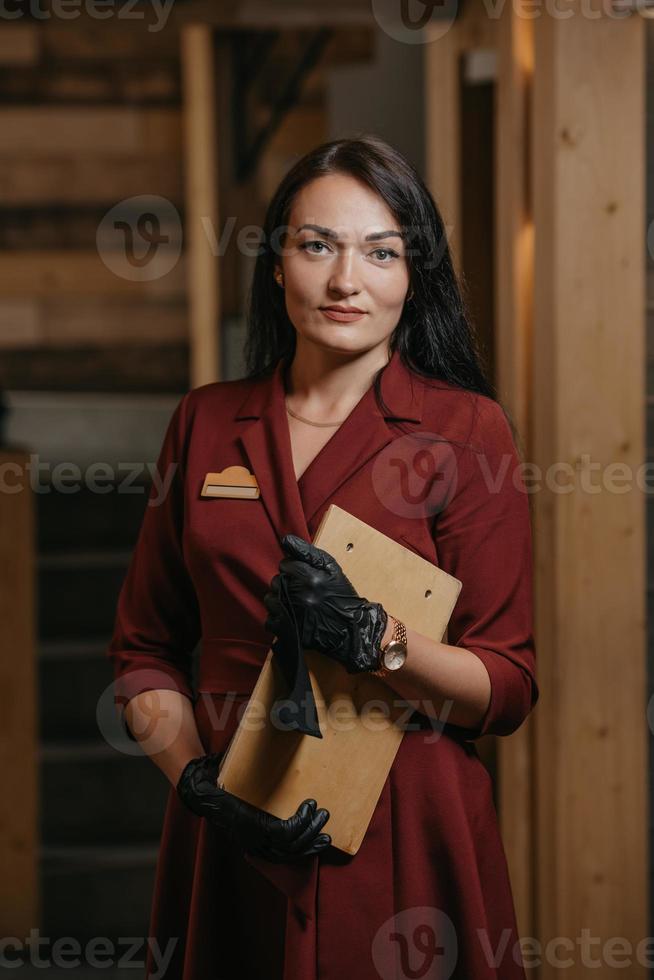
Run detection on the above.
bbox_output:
[201,465,260,500]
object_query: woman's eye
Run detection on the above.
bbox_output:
[300,241,329,254]
[371,248,399,262]
[299,241,399,262]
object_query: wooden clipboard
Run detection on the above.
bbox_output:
[217,504,462,854]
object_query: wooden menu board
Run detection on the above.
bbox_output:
[217,504,462,855]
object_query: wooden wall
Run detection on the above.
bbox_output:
[0,25,188,391]
[425,2,648,975]
[532,8,647,976]
[0,20,374,392]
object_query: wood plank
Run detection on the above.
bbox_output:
[532,6,647,975]
[0,300,40,348]
[0,251,185,300]
[424,7,499,276]
[0,62,180,105]
[0,107,180,154]
[43,23,181,60]
[495,0,535,941]
[0,451,38,935]
[0,344,189,393]
[224,0,374,26]
[424,25,462,274]
[0,25,39,66]
[0,207,165,250]
[39,0,374,38]
[0,155,182,206]
[181,25,220,385]
[0,297,187,348]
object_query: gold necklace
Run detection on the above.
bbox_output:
[285,400,346,427]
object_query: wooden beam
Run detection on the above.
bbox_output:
[0,107,180,154]
[0,345,189,394]
[39,1,375,37]
[0,25,39,66]
[181,25,220,386]
[424,30,462,274]
[0,452,38,936]
[0,252,184,300]
[0,62,180,104]
[424,8,498,275]
[0,298,187,349]
[0,156,182,207]
[495,0,535,941]
[532,6,647,974]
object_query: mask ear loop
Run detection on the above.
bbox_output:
[269,575,322,739]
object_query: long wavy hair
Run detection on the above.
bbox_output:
[244,133,501,430]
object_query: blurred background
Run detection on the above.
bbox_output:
[0,1,649,976]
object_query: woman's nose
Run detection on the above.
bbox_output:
[327,254,360,295]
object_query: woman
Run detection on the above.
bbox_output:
[107,134,538,980]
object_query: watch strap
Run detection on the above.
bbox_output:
[371,615,407,678]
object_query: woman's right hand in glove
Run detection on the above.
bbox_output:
[176,751,332,862]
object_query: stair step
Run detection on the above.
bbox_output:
[37,482,149,553]
[39,640,114,741]
[41,843,159,870]
[38,553,129,639]
[40,741,118,762]
[40,742,171,847]
[37,549,133,570]
[0,342,190,397]
[40,846,157,944]
[39,636,110,660]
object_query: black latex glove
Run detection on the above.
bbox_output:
[263,533,388,675]
[176,752,331,862]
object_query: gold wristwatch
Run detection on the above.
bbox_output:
[371,614,408,678]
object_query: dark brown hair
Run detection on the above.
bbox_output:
[244,133,497,418]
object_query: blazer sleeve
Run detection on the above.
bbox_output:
[106,392,201,733]
[433,396,539,738]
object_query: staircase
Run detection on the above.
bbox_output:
[37,481,169,946]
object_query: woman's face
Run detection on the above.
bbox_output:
[274,173,411,358]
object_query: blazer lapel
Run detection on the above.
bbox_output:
[235,347,424,545]
[236,359,311,545]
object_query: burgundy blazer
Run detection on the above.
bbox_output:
[107,346,538,980]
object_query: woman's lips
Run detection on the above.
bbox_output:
[320,308,367,323]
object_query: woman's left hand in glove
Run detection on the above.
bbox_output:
[263,533,388,674]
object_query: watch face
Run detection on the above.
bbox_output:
[383,640,407,671]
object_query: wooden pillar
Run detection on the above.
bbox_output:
[181,24,221,386]
[425,7,497,276]
[532,5,647,975]
[0,452,38,934]
[424,27,462,272]
[495,0,536,940]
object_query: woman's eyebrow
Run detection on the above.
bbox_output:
[295,223,405,242]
